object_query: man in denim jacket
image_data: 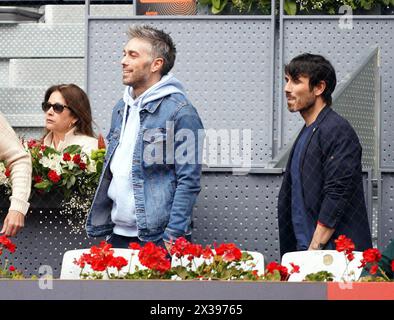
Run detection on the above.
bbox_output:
[86,25,204,251]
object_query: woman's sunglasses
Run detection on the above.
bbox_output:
[41,101,70,114]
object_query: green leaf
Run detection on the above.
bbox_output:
[360,0,374,10]
[328,8,336,14]
[42,146,59,157]
[63,145,82,154]
[304,271,334,282]
[66,177,75,189]
[64,188,72,199]
[96,161,103,174]
[199,0,212,5]
[284,0,297,15]
[212,0,220,9]
[212,0,228,14]
[264,269,281,281]
[34,180,52,189]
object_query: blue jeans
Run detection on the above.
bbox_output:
[107,233,166,249]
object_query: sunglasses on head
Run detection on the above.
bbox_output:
[41,101,70,114]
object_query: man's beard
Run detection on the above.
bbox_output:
[288,95,316,113]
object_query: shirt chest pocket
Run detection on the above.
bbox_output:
[142,128,168,166]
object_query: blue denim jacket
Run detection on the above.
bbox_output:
[86,92,204,242]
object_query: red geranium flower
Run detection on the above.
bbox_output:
[40,145,47,152]
[335,235,356,261]
[335,235,355,253]
[4,167,11,178]
[391,260,394,272]
[358,248,383,277]
[369,265,379,275]
[0,235,16,253]
[48,170,61,183]
[266,261,280,274]
[87,241,116,272]
[347,252,355,262]
[79,162,87,170]
[169,237,203,261]
[9,266,16,272]
[359,248,382,268]
[27,139,38,149]
[170,237,191,258]
[34,175,43,184]
[186,243,203,260]
[138,242,171,274]
[265,261,289,281]
[290,262,300,274]
[129,242,141,250]
[74,253,90,268]
[202,245,214,259]
[72,154,81,164]
[214,243,242,262]
[335,235,354,252]
[63,153,71,161]
[108,256,128,271]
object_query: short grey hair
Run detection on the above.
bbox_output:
[127,25,176,76]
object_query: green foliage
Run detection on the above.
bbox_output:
[172,252,259,281]
[304,270,334,282]
[263,269,282,281]
[284,0,297,14]
[358,275,387,282]
[284,0,389,15]
[381,0,394,6]
[199,0,271,14]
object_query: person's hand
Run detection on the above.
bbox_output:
[0,210,25,237]
[308,223,335,251]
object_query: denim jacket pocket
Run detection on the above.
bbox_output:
[142,127,167,167]
[142,127,166,143]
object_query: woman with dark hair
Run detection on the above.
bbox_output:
[41,84,98,154]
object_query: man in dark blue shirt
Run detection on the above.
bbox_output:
[290,124,317,250]
[278,53,372,256]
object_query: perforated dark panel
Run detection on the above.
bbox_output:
[0,195,103,278]
[193,173,282,262]
[379,172,394,249]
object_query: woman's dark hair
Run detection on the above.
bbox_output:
[43,84,95,137]
[285,53,337,106]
